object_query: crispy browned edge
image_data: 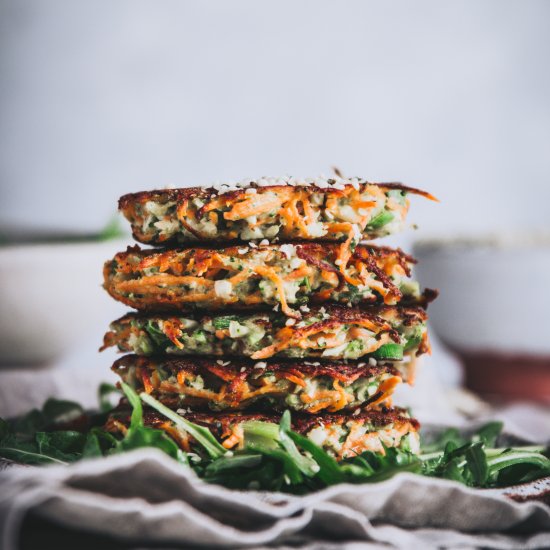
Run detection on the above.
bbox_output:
[110,304,428,328]
[104,243,438,312]
[103,242,417,304]
[118,181,435,210]
[106,242,417,264]
[106,406,420,437]
[112,354,400,383]
[103,305,428,358]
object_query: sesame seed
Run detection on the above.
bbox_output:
[254,361,267,369]
[279,244,295,258]
[203,175,375,193]
[285,318,296,326]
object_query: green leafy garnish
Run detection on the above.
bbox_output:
[1,390,548,495]
[420,422,550,487]
[139,391,227,459]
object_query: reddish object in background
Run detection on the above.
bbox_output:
[414,235,550,405]
[459,351,550,404]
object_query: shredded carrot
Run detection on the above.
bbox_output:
[281,373,307,388]
[287,198,309,234]
[301,193,315,223]
[328,379,349,412]
[306,398,335,413]
[279,206,296,235]
[141,370,153,394]
[222,425,244,449]
[368,376,402,407]
[163,320,185,349]
[224,194,284,221]
[161,422,191,452]
[252,265,296,317]
[285,264,310,280]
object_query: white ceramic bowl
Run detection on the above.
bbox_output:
[413,234,550,355]
[0,240,128,366]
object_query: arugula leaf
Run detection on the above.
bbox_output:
[490,451,550,486]
[278,411,320,478]
[82,432,104,458]
[440,457,467,484]
[116,384,187,464]
[35,431,85,463]
[83,428,117,458]
[244,441,304,486]
[242,420,280,450]
[139,391,227,459]
[473,422,503,448]
[0,438,70,465]
[120,382,143,431]
[488,449,550,477]
[465,442,489,486]
[284,430,345,486]
[115,422,186,462]
[340,446,422,483]
[421,427,464,454]
[204,454,263,477]
[1,384,549,495]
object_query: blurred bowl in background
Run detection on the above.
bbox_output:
[0,239,128,366]
[413,233,550,403]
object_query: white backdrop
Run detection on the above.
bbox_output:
[1,0,549,239]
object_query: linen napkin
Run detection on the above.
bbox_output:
[1,448,549,550]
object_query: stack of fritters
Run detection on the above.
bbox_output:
[103,176,436,460]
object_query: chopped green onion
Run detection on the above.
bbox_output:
[371,343,404,360]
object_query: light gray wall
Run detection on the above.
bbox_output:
[1,0,549,237]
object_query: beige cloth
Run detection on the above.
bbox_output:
[1,449,549,550]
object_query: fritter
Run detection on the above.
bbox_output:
[119,177,435,246]
[101,305,429,361]
[104,243,434,314]
[105,407,420,460]
[112,355,405,413]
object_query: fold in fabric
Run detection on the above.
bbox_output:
[1,449,549,550]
